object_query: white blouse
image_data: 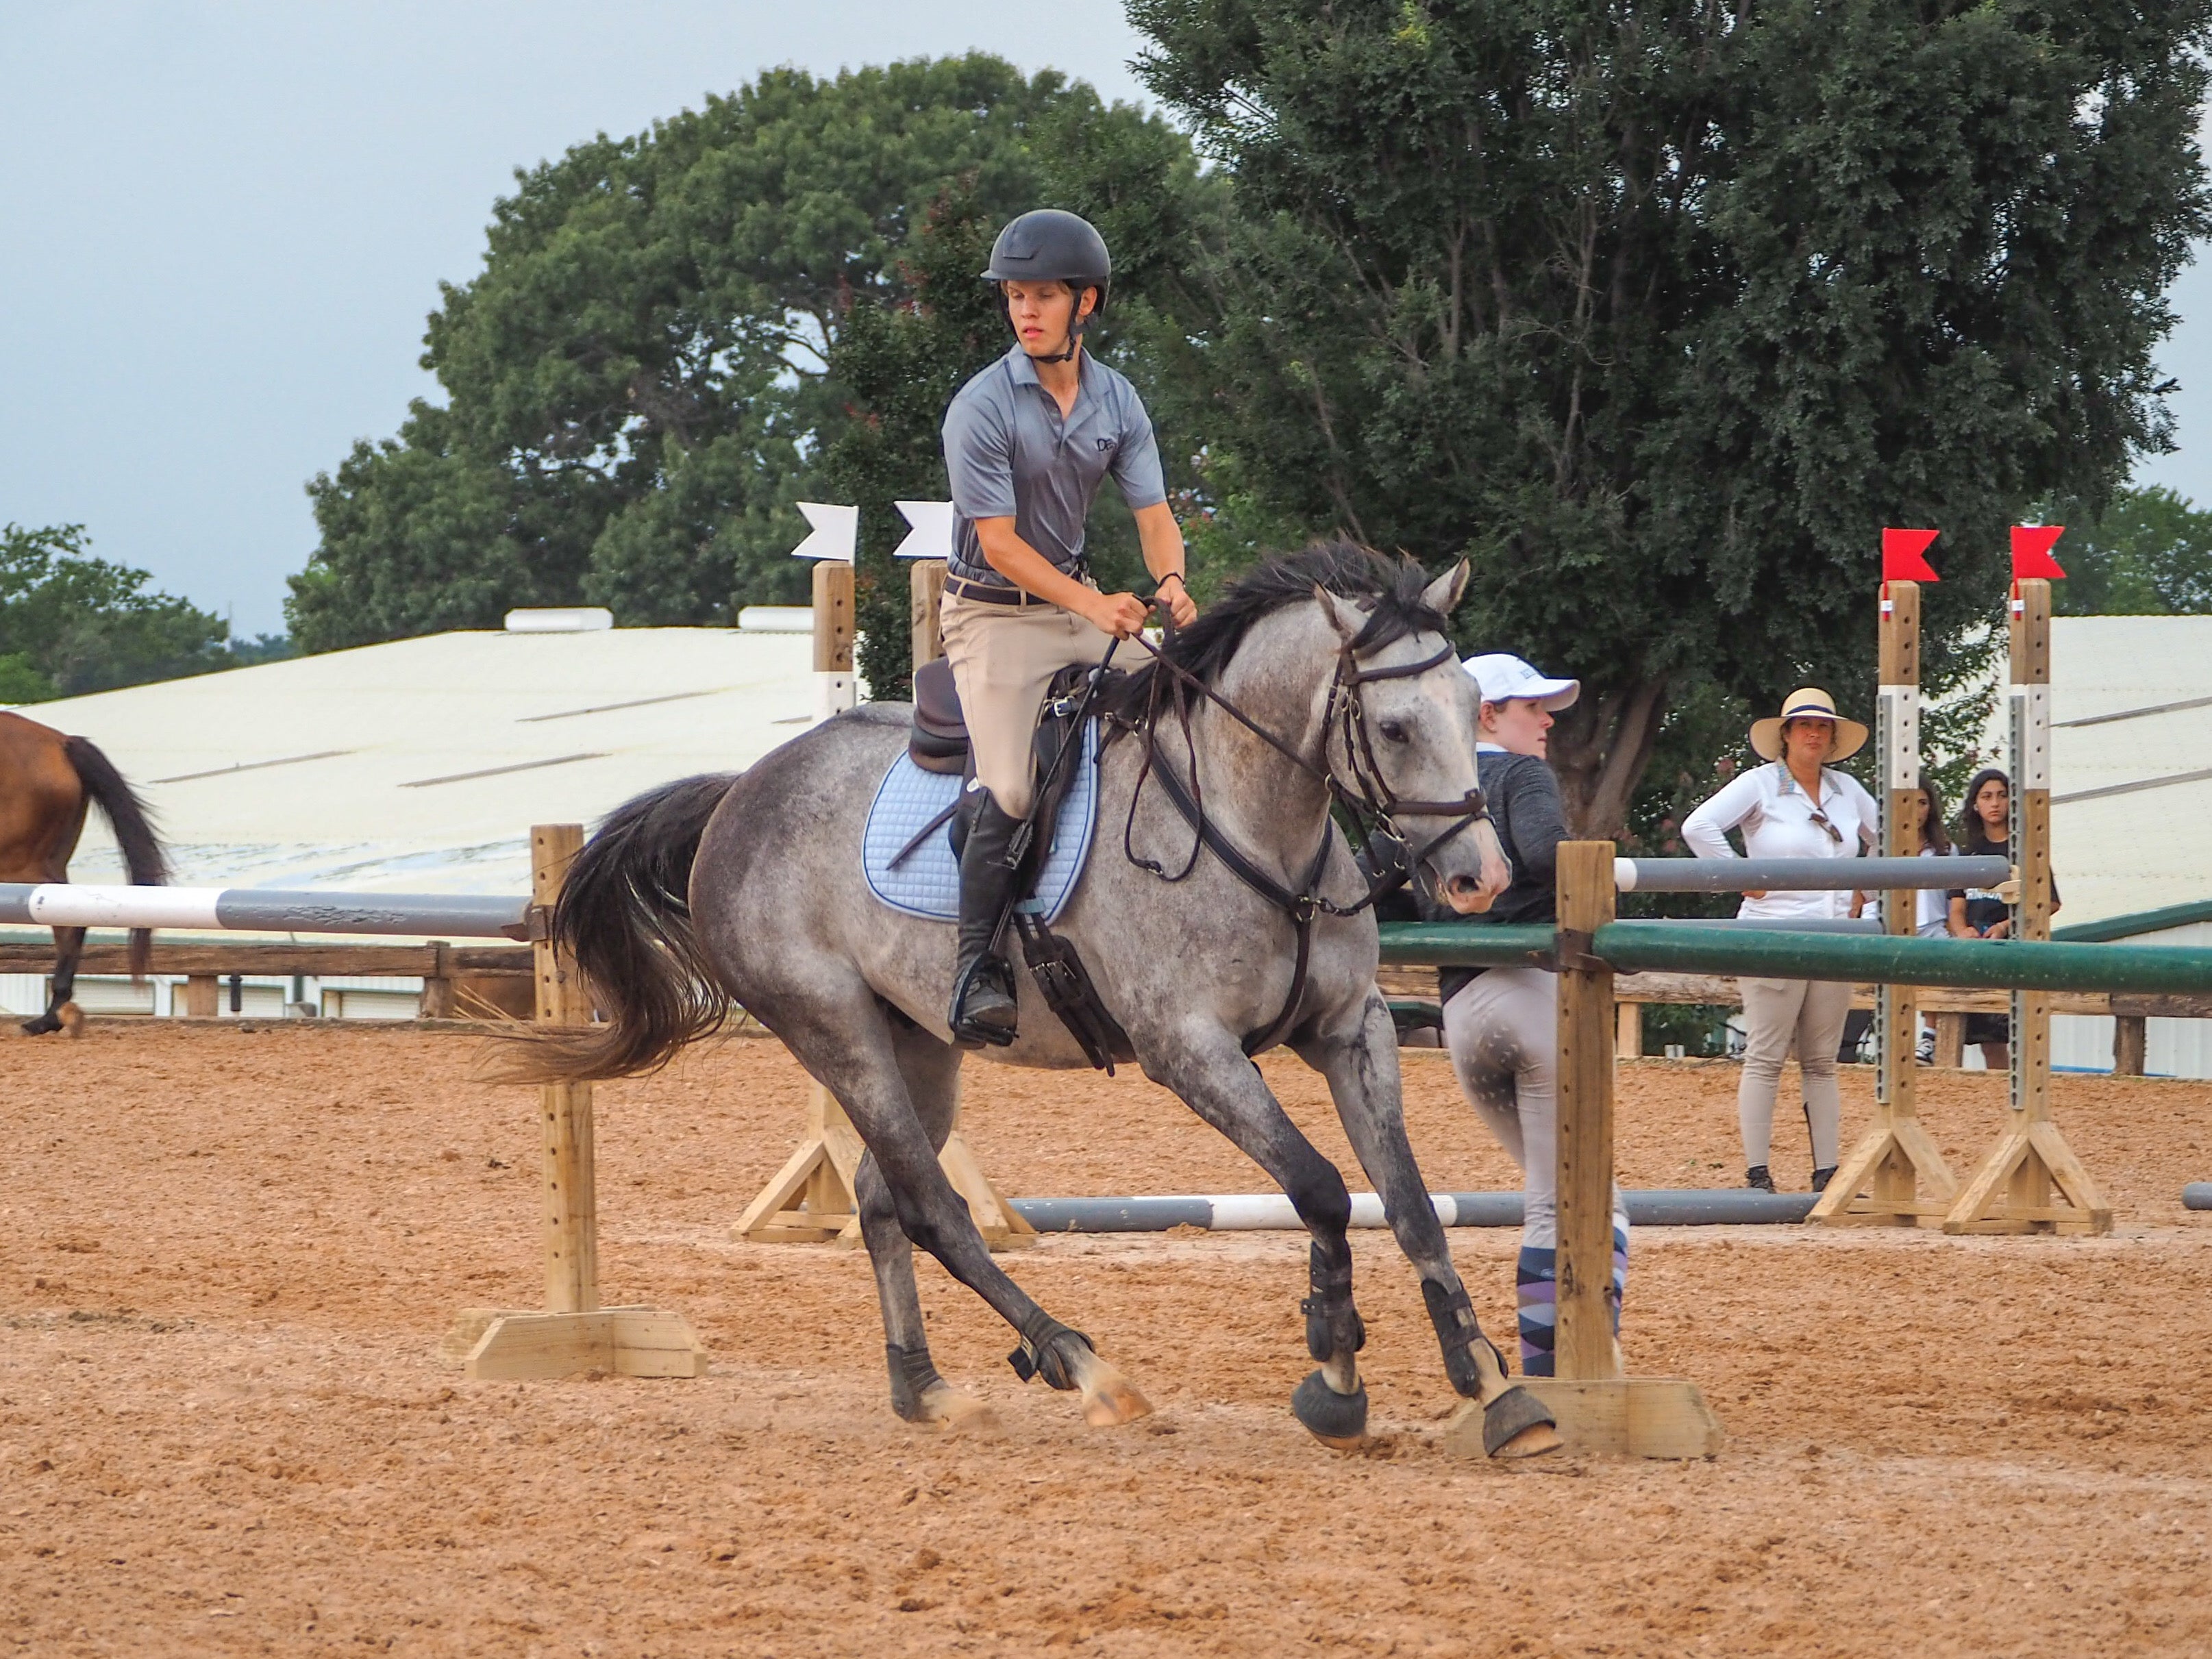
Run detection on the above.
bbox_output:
[1680,762,1880,920]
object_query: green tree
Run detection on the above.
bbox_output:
[1132,0,2211,832]
[2049,484,2212,613]
[0,524,229,698]
[823,101,1215,699]
[289,56,1172,654]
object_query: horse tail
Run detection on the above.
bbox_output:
[62,734,168,980]
[517,773,738,1083]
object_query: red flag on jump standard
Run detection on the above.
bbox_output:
[1882,528,1941,583]
[2012,525,2066,580]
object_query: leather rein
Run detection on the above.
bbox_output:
[1106,615,1491,1056]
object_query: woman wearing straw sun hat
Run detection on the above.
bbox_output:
[1681,688,1879,1194]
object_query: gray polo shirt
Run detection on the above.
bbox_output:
[942,344,1168,589]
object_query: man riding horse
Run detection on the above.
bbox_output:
[938,209,1199,1044]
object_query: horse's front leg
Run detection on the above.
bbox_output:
[1138,1023,1371,1449]
[1296,991,1561,1459]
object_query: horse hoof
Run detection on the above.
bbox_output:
[1068,1347,1152,1427]
[1292,1369,1369,1450]
[19,1013,59,1037]
[1482,1384,1561,1459]
[915,1384,998,1434]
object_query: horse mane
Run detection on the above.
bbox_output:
[1098,539,1450,720]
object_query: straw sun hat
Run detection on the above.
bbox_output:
[1748,687,1868,763]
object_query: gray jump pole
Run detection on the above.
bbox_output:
[1011,1188,1815,1232]
[2185,1183,2212,1212]
[0,882,530,940]
[1613,856,2010,894]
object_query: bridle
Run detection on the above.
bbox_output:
[1106,606,1492,1054]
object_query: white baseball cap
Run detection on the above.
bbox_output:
[1462,652,1580,712]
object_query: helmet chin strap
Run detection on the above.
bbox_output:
[1029,286,1093,364]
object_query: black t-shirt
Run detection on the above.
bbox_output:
[1948,838,2059,934]
[1423,751,1567,1005]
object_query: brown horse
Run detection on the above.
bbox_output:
[0,711,168,1034]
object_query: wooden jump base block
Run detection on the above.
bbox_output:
[1443,842,1720,1460]
[452,824,708,1380]
[732,1080,1036,1251]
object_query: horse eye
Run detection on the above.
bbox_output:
[1378,719,1409,743]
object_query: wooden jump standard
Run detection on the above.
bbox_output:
[448,824,710,1380]
[732,556,1035,1251]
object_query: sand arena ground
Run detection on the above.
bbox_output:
[3,1021,2211,1657]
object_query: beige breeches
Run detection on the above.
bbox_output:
[1735,976,1852,1171]
[938,592,1117,819]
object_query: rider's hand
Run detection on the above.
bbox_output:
[1157,573,1198,629]
[1090,590,1151,639]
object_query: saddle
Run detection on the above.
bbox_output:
[903,658,1133,1073]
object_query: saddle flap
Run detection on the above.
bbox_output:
[910,658,969,775]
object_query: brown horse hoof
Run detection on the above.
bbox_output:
[1483,1385,1563,1458]
[1067,1346,1153,1427]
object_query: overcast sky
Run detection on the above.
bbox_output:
[3,3,2209,637]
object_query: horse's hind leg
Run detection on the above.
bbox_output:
[1138,1025,1372,1449]
[21,925,86,1036]
[791,988,1150,1427]
[856,1019,993,1431]
[1297,993,1561,1460]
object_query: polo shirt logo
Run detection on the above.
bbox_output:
[1096,437,1117,452]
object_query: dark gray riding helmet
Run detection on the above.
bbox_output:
[982,210,1111,360]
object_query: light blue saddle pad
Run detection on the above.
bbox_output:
[861,723,1100,924]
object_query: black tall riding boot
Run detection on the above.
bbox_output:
[949,793,1023,1045]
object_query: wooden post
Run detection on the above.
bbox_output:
[2113,1016,2148,1077]
[1614,999,1642,1061]
[419,941,456,1020]
[1944,578,2111,1234]
[1554,843,1619,1382]
[812,558,857,720]
[447,824,709,1380]
[1933,1012,1966,1070]
[731,561,1034,1251]
[910,558,947,670]
[182,973,219,1018]
[1498,843,1721,1458]
[1812,579,1956,1227]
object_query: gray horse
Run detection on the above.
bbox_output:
[529,545,1561,1458]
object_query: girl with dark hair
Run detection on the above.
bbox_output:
[1946,768,2061,1069]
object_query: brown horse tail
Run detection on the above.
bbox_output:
[63,735,168,980]
[510,773,738,1084]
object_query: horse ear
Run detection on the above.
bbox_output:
[1421,559,1470,616]
[1313,584,1367,644]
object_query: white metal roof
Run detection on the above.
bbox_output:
[2047,616,2212,925]
[9,625,819,895]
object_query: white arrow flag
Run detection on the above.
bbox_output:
[789,502,857,562]
[891,500,954,561]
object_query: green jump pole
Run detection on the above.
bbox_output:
[1377,922,2212,997]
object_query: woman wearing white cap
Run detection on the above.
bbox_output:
[1680,690,1878,1193]
[1437,653,1626,1378]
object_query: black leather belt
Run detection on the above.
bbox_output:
[944,576,1047,607]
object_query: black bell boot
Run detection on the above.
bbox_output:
[1745,1164,1776,1193]
[949,792,1023,1046]
[1809,1165,1837,1194]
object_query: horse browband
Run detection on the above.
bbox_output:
[1113,619,1491,1053]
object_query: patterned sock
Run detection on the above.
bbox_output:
[1515,1246,1556,1377]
